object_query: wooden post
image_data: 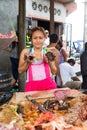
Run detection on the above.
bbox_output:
[18,0,26,91]
[50,0,54,34]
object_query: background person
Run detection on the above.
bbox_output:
[26,28,32,48]
[80,42,87,89]
[8,38,19,86]
[55,39,69,85]
[18,26,57,91]
[43,30,50,48]
[55,39,68,86]
[47,33,62,87]
[56,39,69,64]
[59,58,82,89]
[4,36,19,86]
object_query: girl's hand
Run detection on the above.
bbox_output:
[45,51,56,61]
[24,52,34,64]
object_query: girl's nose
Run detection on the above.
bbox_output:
[37,38,40,42]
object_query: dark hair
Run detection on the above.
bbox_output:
[11,31,18,49]
[57,40,63,48]
[50,33,58,43]
[67,58,75,65]
[85,42,87,51]
[30,26,46,39]
[11,41,16,49]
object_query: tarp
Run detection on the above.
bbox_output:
[0,31,16,50]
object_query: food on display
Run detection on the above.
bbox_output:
[0,88,87,130]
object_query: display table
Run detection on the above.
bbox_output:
[0,88,87,130]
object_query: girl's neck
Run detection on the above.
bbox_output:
[33,47,42,60]
[33,47,42,53]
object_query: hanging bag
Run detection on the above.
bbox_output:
[0,31,16,50]
[0,0,16,50]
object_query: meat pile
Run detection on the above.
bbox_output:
[0,123,21,130]
[24,111,72,130]
[54,88,79,101]
[79,95,87,121]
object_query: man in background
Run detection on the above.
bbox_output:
[80,42,87,89]
[47,33,62,87]
[59,58,82,89]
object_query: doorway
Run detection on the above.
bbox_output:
[38,19,50,31]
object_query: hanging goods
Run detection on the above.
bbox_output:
[0,31,16,50]
[0,0,16,50]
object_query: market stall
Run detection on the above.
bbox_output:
[0,88,87,130]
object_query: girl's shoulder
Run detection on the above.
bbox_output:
[21,47,28,55]
[24,46,33,52]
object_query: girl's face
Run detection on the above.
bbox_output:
[31,30,45,49]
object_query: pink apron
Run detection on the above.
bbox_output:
[24,58,56,92]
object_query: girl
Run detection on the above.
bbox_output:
[18,27,57,91]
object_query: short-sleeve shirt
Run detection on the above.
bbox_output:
[59,62,76,85]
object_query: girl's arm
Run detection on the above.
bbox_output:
[44,49,57,74]
[18,48,31,74]
[48,60,57,75]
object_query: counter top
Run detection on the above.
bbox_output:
[0,88,87,130]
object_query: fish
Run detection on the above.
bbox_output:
[26,95,47,112]
[0,92,13,105]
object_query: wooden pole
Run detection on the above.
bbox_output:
[18,0,26,91]
[50,0,54,34]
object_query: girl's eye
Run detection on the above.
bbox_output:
[33,37,37,39]
[33,37,43,40]
[39,37,43,39]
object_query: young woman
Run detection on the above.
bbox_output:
[18,27,57,91]
[56,40,68,64]
[55,39,69,86]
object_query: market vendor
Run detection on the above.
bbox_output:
[18,26,57,91]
